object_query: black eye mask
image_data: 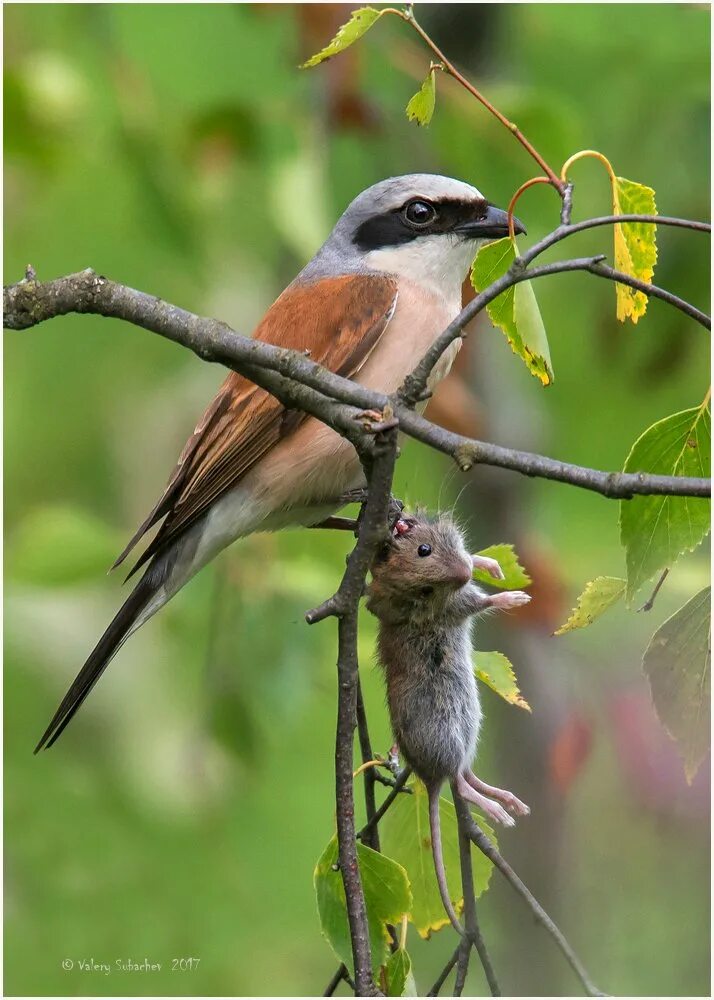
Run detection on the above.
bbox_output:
[353,197,489,251]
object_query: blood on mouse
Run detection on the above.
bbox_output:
[366,510,531,934]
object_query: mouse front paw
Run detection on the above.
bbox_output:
[489,590,531,610]
[471,553,505,580]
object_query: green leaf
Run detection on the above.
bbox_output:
[620,404,710,602]
[7,505,120,587]
[385,948,416,996]
[474,651,531,711]
[611,176,658,323]
[405,69,436,126]
[554,576,626,635]
[470,237,553,385]
[473,543,531,590]
[314,836,411,975]
[380,779,495,938]
[643,587,710,782]
[301,8,383,67]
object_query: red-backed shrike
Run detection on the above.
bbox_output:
[36,173,524,750]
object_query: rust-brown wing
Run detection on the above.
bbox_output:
[115,273,398,575]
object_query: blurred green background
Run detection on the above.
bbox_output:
[4,4,710,996]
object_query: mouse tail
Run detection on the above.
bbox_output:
[428,784,464,935]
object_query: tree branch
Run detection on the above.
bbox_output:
[5,269,709,501]
[321,427,401,996]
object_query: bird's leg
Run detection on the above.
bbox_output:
[455,772,515,828]
[309,490,403,533]
[387,742,400,774]
[309,515,358,531]
[463,770,530,817]
[336,487,370,507]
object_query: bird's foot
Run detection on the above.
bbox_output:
[354,406,399,435]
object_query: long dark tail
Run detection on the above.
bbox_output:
[428,785,464,935]
[34,567,162,752]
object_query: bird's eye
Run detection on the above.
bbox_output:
[417,543,432,557]
[404,200,436,227]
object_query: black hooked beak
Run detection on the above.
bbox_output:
[456,204,526,240]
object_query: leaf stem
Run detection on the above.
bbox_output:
[638,569,669,613]
[507,176,552,240]
[561,149,617,185]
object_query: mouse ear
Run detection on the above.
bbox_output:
[393,518,411,537]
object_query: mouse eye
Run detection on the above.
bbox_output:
[417,543,432,557]
[404,200,437,228]
[421,585,434,597]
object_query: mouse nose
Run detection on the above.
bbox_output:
[450,559,473,588]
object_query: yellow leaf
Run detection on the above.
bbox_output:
[301,7,383,68]
[405,69,436,126]
[474,651,531,711]
[560,151,658,324]
[611,176,658,323]
[554,576,626,635]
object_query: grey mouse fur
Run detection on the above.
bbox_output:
[366,512,531,933]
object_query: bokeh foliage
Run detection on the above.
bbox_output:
[4,4,710,996]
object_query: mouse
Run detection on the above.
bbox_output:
[366,511,531,933]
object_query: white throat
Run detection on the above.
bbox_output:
[363,235,478,305]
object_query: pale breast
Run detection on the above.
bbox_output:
[354,278,462,395]
[208,277,464,532]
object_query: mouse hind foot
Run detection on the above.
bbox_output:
[463,770,530,818]
[455,772,516,828]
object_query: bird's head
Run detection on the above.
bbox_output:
[315,174,525,297]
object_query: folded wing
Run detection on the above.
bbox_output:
[114,273,398,576]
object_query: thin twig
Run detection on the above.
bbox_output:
[461,811,606,997]
[426,944,461,997]
[323,964,354,997]
[638,568,669,613]
[394,7,564,192]
[587,260,710,329]
[356,680,381,852]
[453,938,472,998]
[453,793,501,996]
[356,767,413,842]
[560,183,575,226]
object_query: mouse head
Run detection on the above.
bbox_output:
[366,512,474,621]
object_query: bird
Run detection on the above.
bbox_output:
[35,173,525,751]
